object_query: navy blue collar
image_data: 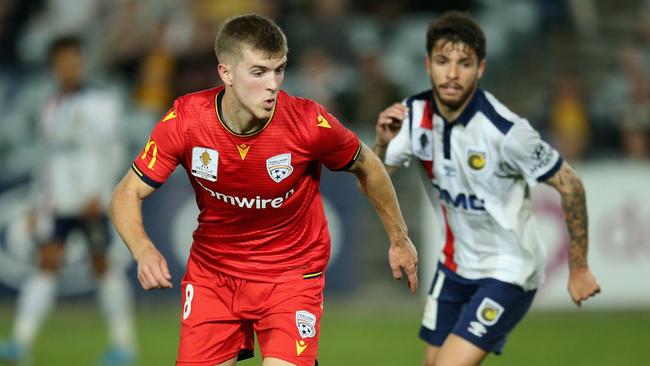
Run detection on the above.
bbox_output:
[435,87,483,127]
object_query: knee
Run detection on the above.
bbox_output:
[91,254,108,276]
[38,242,64,272]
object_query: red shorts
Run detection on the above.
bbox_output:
[176,260,324,366]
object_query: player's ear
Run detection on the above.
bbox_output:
[477,59,486,80]
[218,63,232,86]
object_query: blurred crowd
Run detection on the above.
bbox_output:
[0,0,649,183]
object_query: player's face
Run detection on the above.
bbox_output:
[426,40,485,111]
[225,48,287,121]
[52,47,84,92]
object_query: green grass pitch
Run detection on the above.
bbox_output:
[0,301,648,365]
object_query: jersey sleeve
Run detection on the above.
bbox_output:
[384,100,413,168]
[307,103,361,171]
[132,102,184,188]
[501,120,563,187]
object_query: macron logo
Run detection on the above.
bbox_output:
[195,179,294,209]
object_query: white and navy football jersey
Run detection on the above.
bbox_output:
[385,88,562,290]
[38,88,123,216]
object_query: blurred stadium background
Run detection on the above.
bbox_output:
[0,0,649,365]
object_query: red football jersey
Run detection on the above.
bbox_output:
[132,86,360,282]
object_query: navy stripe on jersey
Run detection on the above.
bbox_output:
[536,157,563,182]
[131,163,162,188]
[476,90,514,134]
[441,89,515,159]
[441,88,480,159]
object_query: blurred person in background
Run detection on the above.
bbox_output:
[0,35,137,366]
[617,1,650,160]
[373,11,600,366]
[110,14,418,366]
[546,71,592,161]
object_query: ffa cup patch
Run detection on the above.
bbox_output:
[191,147,218,182]
[467,149,486,170]
[475,297,504,326]
[267,153,294,183]
[295,310,317,338]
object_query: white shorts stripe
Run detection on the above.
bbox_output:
[422,270,445,330]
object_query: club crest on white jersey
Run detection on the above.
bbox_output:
[267,153,294,183]
[191,147,218,182]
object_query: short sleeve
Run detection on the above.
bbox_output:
[501,120,563,187]
[307,104,360,171]
[132,103,184,188]
[384,100,413,168]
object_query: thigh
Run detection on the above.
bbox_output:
[452,279,536,354]
[254,275,324,366]
[177,277,254,365]
[434,333,488,366]
[420,266,475,348]
[79,215,111,254]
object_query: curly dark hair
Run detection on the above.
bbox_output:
[426,11,486,61]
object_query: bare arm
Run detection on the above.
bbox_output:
[544,162,600,306]
[372,103,408,176]
[110,170,173,290]
[347,142,418,293]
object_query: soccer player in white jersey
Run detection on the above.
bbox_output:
[373,11,601,366]
[0,36,137,365]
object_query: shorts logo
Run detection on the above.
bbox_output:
[296,340,308,356]
[267,153,294,183]
[295,310,317,338]
[476,297,504,326]
[191,147,218,182]
[467,149,486,170]
[468,321,487,338]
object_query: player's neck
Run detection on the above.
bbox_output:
[219,90,267,134]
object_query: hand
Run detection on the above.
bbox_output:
[375,103,408,147]
[568,266,600,307]
[135,246,173,290]
[388,237,419,294]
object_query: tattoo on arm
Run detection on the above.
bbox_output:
[548,165,589,269]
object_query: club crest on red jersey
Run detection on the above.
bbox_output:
[191,147,218,182]
[295,310,317,338]
[266,153,293,183]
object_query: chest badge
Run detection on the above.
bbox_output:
[191,147,218,181]
[468,150,486,170]
[267,153,294,183]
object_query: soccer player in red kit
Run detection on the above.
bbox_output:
[110,14,418,366]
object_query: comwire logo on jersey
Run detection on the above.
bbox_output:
[195,179,295,209]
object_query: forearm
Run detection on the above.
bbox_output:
[110,182,156,261]
[354,148,408,242]
[560,178,589,269]
[372,142,388,162]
